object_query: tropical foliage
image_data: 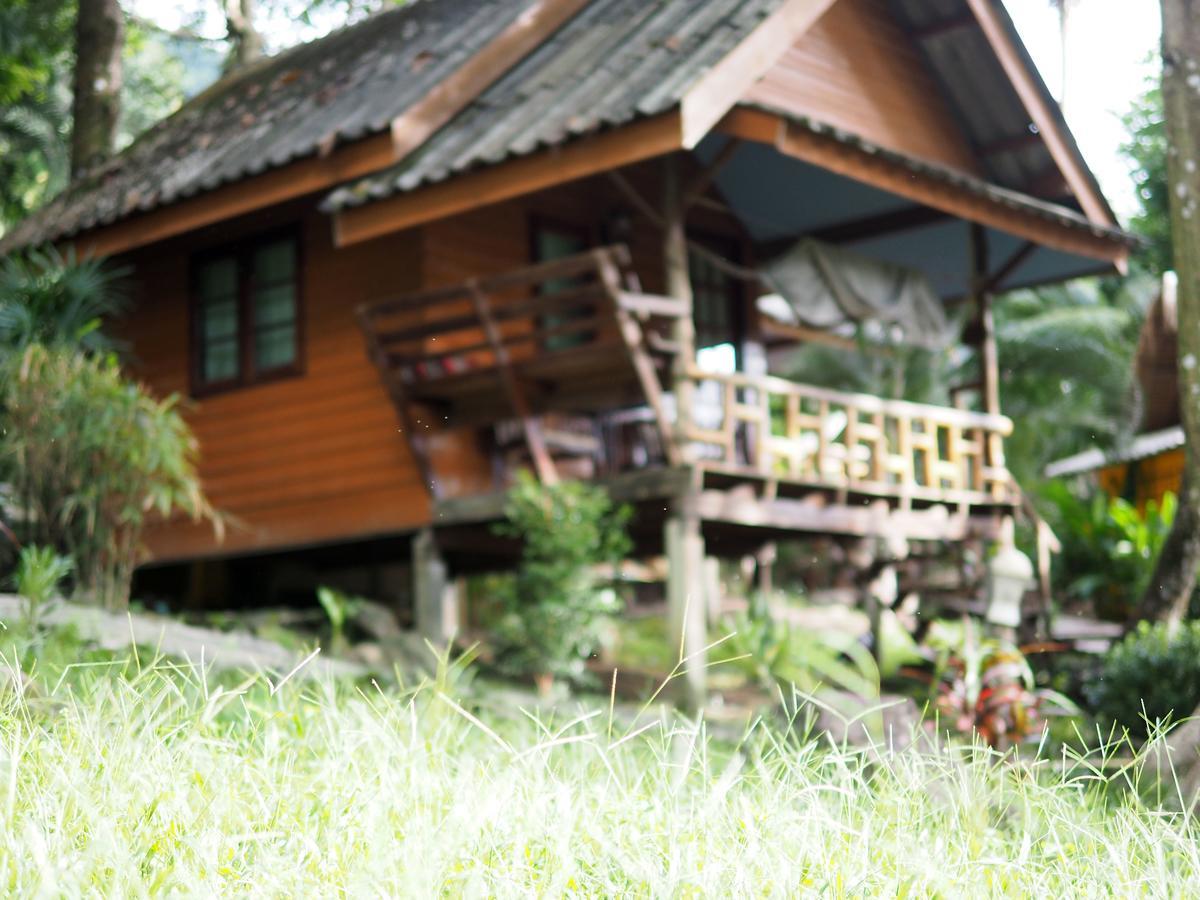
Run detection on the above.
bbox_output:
[1040,483,1177,620]
[0,344,216,608]
[925,621,1076,751]
[0,0,73,228]
[1123,84,1171,276]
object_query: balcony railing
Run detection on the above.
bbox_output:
[681,367,1013,507]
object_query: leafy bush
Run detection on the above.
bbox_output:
[720,610,880,701]
[490,472,630,688]
[1039,482,1176,619]
[11,544,71,628]
[1089,620,1200,738]
[0,344,217,608]
[316,585,363,655]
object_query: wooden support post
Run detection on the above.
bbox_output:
[756,542,777,600]
[663,156,696,458]
[970,224,1007,498]
[412,528,458,646]
[970,224,1000,417]
[665,502,707,712]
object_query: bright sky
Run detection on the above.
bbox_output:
[1004,0,1161,219]
[131,0,1162,220]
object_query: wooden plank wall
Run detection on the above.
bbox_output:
[123,158,750,564]
[123,206,434,563]
[743,0,982,176]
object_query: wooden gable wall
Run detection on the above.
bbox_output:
[743,0,982,176]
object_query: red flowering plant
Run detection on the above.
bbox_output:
[924,620,1077,751]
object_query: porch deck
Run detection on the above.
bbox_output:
[358,246,1017,526]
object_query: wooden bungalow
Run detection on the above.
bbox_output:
[0,0,1135,701]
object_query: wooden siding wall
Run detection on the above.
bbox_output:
[126,158,752,564]
[124,207,432,563]
[744,0,982,175]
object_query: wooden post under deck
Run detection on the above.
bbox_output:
[665,499,707,713]
[413,528,459,646]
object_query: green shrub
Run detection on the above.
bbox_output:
[0,344,217,609]
[11,544,71,629]
[1088,620,1200,738]
[720,609,880,702]
[490,472,631,687]
[1039,481,1176,619]
[316,585,363,655]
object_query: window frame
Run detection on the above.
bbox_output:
[189,226,305,397]
[529,214,594,351]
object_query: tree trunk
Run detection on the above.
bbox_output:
[71,0,124,177]
[223,0,264,71]
[1134,0,1200,627]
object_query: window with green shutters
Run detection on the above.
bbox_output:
[192,231,302,394]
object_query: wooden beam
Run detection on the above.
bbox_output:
[718,107,1129,267]
[678,0,838,149]
[682,138,742,209]
[389,0,589,163]
[693,489,980,541]
[965,0,1114,226]
[981,240,1037,294]
[970,224,1001,418]
[334,111,683,246]
[759,316,862,352]
[72,131,396,259]
[596,255,682,466]
[466,280,558,485]
[808,204,949,245]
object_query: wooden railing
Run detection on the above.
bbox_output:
[682,368,1014,506]
[357,246,685,494]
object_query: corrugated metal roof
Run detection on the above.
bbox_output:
[0,0,540,252]
[1,0,1121,254]
[1044,426,1185,479]
[888,0,1114,221]
[322,0,783,211]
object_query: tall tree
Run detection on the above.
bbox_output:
[223,0,264,71]
[71,0,124,176]
[1134,0,1200,625]
[0,0,73,230]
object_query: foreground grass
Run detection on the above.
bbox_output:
[0,637,1198,895]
